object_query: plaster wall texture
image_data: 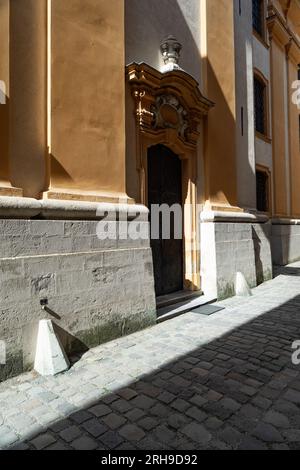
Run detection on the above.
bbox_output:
[0,219,156,381]
[49,0,127,199]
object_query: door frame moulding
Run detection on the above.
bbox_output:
[127,62,214,292]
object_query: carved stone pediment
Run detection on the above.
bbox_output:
[127,62,214,148]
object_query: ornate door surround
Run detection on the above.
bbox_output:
[127,62,214,291]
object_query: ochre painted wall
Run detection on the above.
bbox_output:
[288,57,300,217]
[48,0,127,201]
[0,0,10,188]
[204,0,238,209]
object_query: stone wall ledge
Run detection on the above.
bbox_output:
[0,197,148,221]
[200,210,269,223]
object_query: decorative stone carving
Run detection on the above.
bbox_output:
[160,35,183,73]
[151,94,189,139]
[127,62,214,148]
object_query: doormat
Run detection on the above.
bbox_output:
[190,305,225,316]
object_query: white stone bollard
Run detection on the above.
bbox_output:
[235,272,253,297]
[34,320,70,376]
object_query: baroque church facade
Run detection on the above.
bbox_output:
[0,0,300,379]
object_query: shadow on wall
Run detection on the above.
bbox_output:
[49,154,74,188]
[125,0,247,209]
[125,0,203,203]
[125,0,201,81]
[8,290,300,450]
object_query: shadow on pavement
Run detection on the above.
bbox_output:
[8,293,300,451]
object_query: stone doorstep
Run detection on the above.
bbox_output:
[157,294,217,324]
[156,290,203,310]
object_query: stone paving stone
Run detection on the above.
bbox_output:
[240,404,262,420]
[171,398,190,412]
[111,399,132,414]
[189,394,207,407]
[204,390,223,402]
[102,413,126,430]
[205,417,223,431]
[157,391,176,404]
[59,425,82,443]
[30,433,56,450]
[138,417,158,431]
[71,435,98,450]
[99,431,124,449]
[219,397,241,412]
[153,425,176,444]
[125,408,145,422]
[82,418,107,438]
[253,423,284,443]
[117,388,138,401]
[119,424,145,442]
[218,426,243,448]
[88,404,111,417]
[238,436,268,450]
[150,403,170,418]
[167,413,189,430]
[251,396,272,410]
[50,419,72,433]
[181,422,212,445]
[263,410,290,429]
[131,395,155,410]
[283,389,300,405]
[186,407,207,423]
[70,410,92,424]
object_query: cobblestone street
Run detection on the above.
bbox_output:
[1,263,300,450]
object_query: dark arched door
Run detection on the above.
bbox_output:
[148,145,183,297]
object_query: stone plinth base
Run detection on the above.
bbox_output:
[200,211,273,300]
[0,217,156,382]
[272,219,300,266]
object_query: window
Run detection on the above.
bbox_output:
[254,75,267,136]
[256,169,269,213]
[252,0,264,38]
